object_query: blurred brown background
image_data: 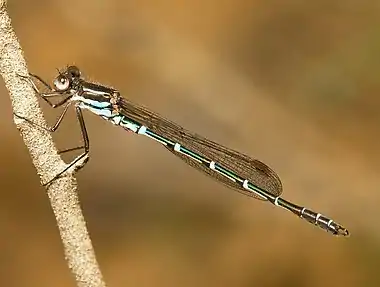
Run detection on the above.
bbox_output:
[1,1,379,286]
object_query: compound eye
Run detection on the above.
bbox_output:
[54,75,70,91]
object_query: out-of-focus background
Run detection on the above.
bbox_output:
[1,1,379,286]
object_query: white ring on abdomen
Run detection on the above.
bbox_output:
[174,143,181,152]
[137,125,147,135]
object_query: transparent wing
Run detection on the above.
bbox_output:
[119,98,283,200]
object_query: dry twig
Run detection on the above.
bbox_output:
[0,1,106,286]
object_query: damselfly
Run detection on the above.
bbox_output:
[16,66,349,237]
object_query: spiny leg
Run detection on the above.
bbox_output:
[43,105,90,186]
[15,101,72,133]
[15,102,90,185]
[17,72,53,92]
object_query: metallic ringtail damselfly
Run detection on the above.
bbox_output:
[16,66,349,237]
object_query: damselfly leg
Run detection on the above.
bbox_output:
[15,73,90,186]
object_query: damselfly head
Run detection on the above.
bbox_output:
[53,66,82,92]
